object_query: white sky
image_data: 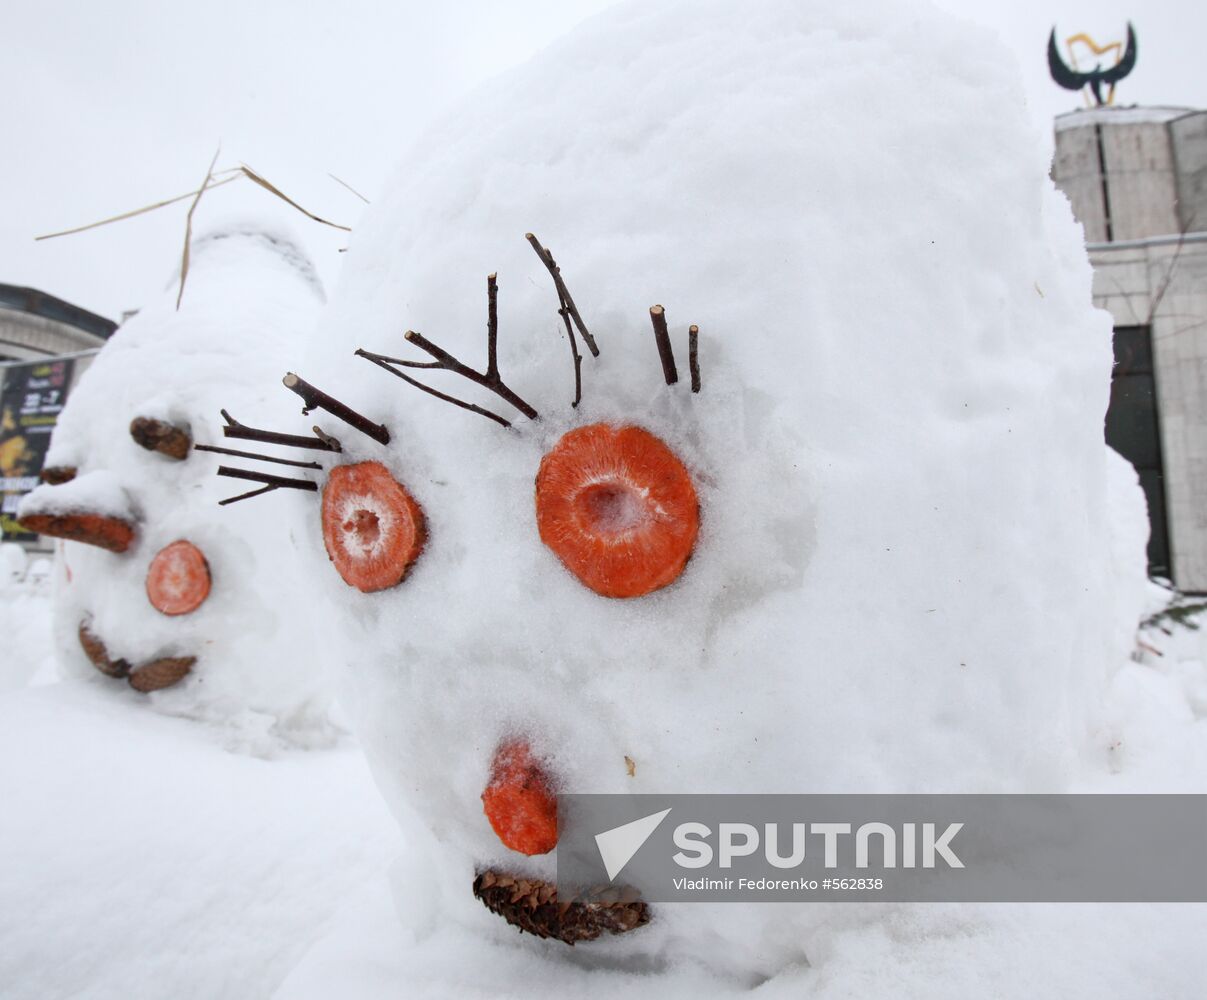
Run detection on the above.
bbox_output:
[2,1,1204,322]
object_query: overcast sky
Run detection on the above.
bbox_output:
[3,1,1204,322]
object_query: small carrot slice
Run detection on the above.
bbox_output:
[321,461,425,593]
[146,540,212,616]
[482,740,559,856]
[535,424,699,599]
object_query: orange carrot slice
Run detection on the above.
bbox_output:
[146,540,212,616]
[18,512,135,553]
[482,740,559,856]
[321,461,425,593]
[535,424,699,598]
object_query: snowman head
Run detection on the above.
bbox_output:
[22,226,338,748]
[228,0,1132,975]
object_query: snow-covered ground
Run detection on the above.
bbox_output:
[0,572,400,1000]
[3,572,1207,998]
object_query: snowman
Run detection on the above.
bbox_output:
[228,0,1144,978]
[19,225,339,747]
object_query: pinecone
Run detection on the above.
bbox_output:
[78,621,130,678]
[128,656,195,693]
[472,870,650,946]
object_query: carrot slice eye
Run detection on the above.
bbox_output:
[535,424,699,599]
[321,461,426,593]
[146,540,212,616]
[482,740,559,856]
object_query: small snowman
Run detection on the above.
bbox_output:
[20,225,338,746]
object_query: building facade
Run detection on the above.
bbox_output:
[1053,106,1207,592]
[0,286,115,547]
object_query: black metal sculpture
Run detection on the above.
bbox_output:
[1048,23,1137,106]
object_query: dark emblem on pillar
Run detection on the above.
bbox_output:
[1048,23,1137,107]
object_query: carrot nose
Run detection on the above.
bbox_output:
[482,740,559,856]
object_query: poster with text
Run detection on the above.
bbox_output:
[0,358,75,542]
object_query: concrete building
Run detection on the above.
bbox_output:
[1053,106,1207,592]
[0,284,116,362]
[0,287,115,547]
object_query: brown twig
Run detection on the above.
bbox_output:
[649,305,678,385]
[312,426,342,450]
[527,242,584,407]
[526,233,599,357]
[218,484,277,506]
[688,325,701,394]
[282,373,390,445]
[216,465,318,505]
[559,284,584,408]
[356,349,511,428]
[194,444,321,470]
[220,409,341,452]
[355,273,538,428]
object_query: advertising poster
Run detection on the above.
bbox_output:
[0,357,74,542]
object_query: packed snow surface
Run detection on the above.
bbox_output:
[19,469,135,521]
[0,676,398,1000]
[32,225,338,745]
[284,0,1156,980]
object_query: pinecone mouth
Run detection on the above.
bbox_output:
[472,869,651,946]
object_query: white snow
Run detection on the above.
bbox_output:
[18,468,136,522]
[0,677,399,1000]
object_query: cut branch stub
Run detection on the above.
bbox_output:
[688,325,701,394]
[356,272,538,428]
[649,305,678,385]
[40,466,77,485]
[130,416,192,460]
[282,373,390,446]
[220,409,341,453]
[18,512,136,553]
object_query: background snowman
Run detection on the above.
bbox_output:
[19,224,340,748]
